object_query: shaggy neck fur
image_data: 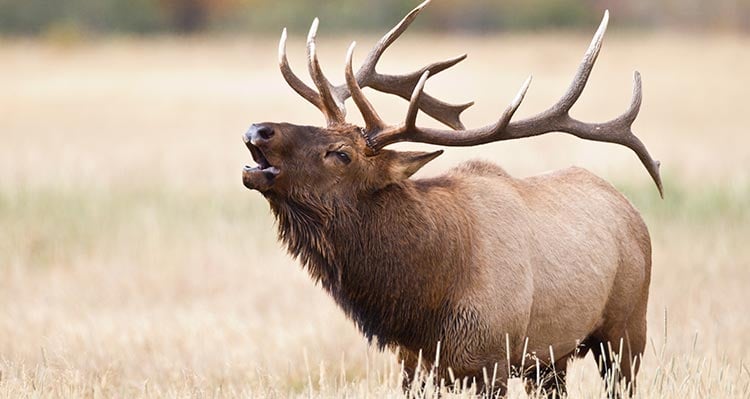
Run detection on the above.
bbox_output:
[267,178,476,352]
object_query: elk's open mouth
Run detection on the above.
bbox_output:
[243,143,280,191]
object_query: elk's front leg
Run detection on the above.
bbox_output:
[395,347,421,392]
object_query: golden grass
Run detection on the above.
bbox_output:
[1,32,749,397]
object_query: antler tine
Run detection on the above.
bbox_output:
[306,18,346,126]
[550,10,609,116]
[368,11,663,197]
[357,0,432,77]
[345,42,386,132]
[404,71,431,130]
[621,71,643,125]
[278,28,323,110]
[497,75,533,131]
[614,71,663,196]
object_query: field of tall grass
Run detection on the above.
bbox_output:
[1,31,748,397]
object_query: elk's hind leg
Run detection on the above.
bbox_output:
[590,307,647,398]
[523,360,568,399]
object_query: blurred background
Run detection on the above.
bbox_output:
[1,0,750,36]
[1,0,748,397]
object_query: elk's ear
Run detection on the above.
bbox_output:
[389,150,443,180]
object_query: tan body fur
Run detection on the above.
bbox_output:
[393,161,650,393]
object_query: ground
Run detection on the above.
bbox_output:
[0,32,748,397]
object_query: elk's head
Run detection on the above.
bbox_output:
[242,121,442,199]
[243,0,664,204]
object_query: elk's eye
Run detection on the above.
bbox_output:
[328,151,351,165]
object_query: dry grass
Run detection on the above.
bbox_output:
[1,31,749,397]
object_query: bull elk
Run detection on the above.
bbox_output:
[242,1,661,397]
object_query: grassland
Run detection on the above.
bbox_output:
[0,32,749,397]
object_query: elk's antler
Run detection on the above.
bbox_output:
[345,10,663,197]
[278,0,473,129]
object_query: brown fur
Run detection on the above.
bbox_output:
[242,122,651,397]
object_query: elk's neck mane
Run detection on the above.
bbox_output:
[267,178,476,351]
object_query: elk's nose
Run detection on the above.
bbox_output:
[243,124,275,145]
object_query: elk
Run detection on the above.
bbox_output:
[242,1,661,396]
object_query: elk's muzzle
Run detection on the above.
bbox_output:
[243,124,280,192]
